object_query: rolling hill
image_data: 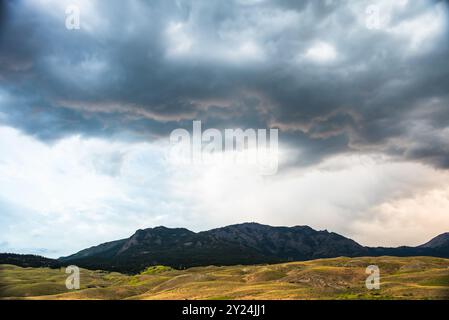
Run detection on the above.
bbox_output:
[1,256,448,300]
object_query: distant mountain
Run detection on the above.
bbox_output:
[419,232,449,249]
[55,223,449,274]
[0,253,60,269]
[59,225,280,273]
[2,223,448,274]
[206,223,368,260]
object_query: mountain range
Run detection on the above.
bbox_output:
[2,223,449,274]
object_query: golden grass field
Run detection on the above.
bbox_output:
[1,256,448,300]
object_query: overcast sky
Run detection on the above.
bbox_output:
[0,0,449,257]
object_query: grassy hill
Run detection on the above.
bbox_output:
[1,256,448,300]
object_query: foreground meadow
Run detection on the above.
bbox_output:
[1,256,448,300]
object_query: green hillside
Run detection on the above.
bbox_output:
[1,256,448,300]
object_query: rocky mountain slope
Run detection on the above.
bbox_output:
[51,223,449,273]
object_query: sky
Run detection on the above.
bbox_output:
[0,0,449,258]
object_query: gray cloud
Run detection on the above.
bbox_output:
[0,0,448,167]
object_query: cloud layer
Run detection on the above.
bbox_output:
[1,0,448,167]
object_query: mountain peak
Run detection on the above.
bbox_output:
[419,232,449,249]
[209,222,316,232]
[134,226,195,236]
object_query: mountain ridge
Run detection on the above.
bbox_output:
[56,222,449,273]
[419,232,449,249]
[2,222,449,274]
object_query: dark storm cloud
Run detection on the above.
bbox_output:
[0,0,448,167]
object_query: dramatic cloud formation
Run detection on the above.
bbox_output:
[1,0,448,166]
[0,0,449,255]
